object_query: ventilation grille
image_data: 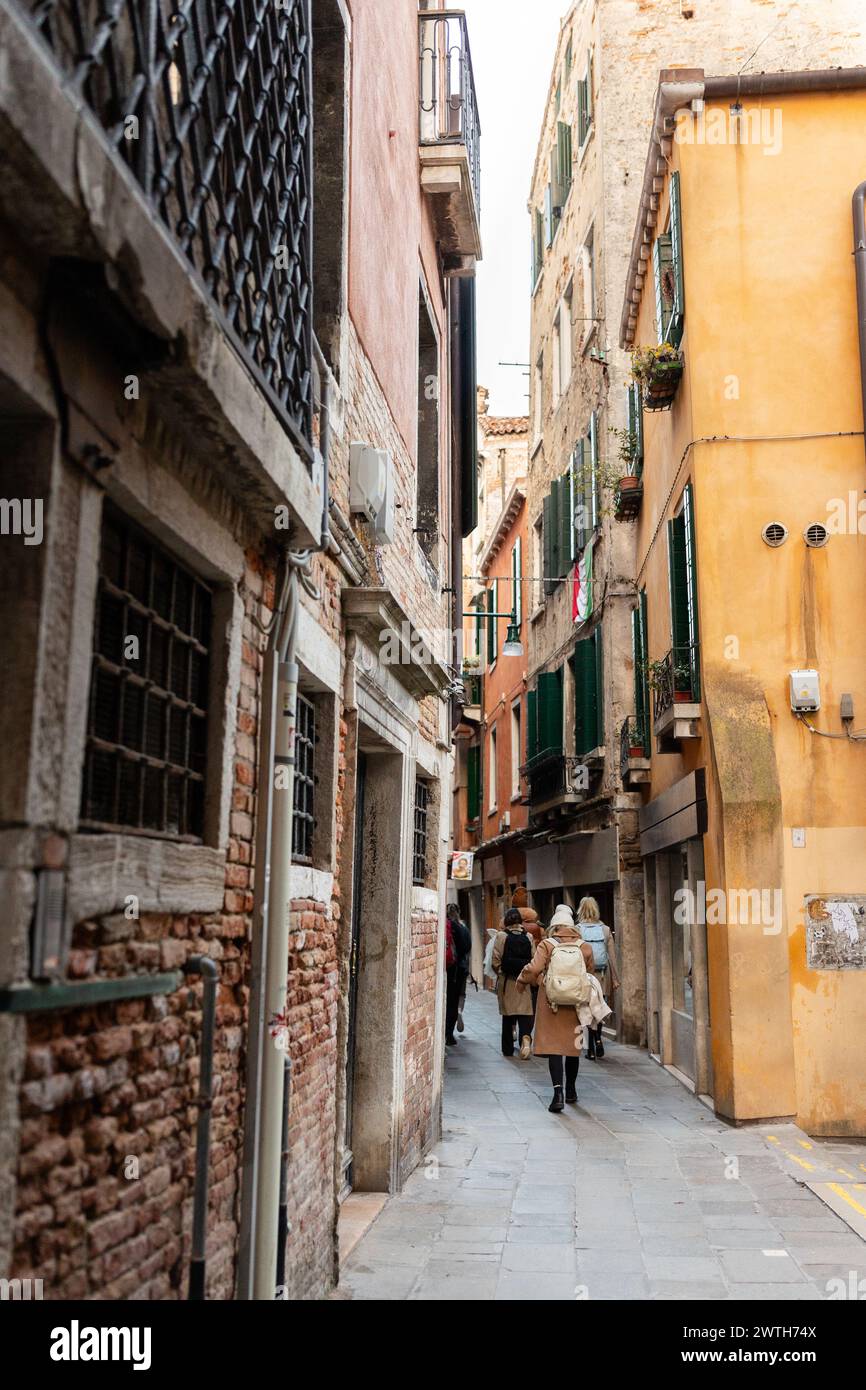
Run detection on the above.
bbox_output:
[762,522,787,548]
[804,523,829,549]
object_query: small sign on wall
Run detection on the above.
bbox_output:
[805,895,866,970]
[450,851,475,882]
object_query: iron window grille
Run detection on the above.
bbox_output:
[81,506,211,841]
[19,0,314,458]
[413,780,430,887]
[292,693,316,864]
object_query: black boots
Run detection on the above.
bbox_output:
[548,1086,565,1113]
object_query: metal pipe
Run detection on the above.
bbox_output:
[853,181,866,466]
[275,1055,293,1294]
[183,955,219,1301]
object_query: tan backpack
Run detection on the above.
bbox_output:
[545,941,592,1012]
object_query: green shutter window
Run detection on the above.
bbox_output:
[533,208,544,286]
[669,171,685,347]
[627,383,644,477]
[575,438,587,553]
[544,185,553,246]
[486,584,496,665]
[564,37,572,81]
[586,53,594,126]
[558,469,572,575]
[682,482,700,699]
[555,78,561,115]
[551,478,563,581]
[474,595,483,661]
[594,625,604,748]
[543,493,554,597]
[573,628,601,758]
[467,745,481,821]
[632,593,651,754]
[527,688,538,763]
[537,668,564,756]
[512,536,523,627]
[577,78,587,148]
[589,412,599,531]
[653,233,675,345]
[557,121,573,201]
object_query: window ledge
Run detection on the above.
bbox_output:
[68,833,226,922]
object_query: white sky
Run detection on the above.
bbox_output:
[463,0,567,417]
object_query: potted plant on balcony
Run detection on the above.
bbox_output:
[630,343,683,411]
[609,425,643,519]
[646,656,693,700]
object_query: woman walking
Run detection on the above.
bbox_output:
[517,903,594,1112]
[576,897,619,1060]
[492,908,535,1059]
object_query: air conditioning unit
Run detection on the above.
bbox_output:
[349,442,396,544]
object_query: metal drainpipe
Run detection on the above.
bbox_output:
[183,955,219,1301]
[853,182,866,465]
[249,348,335,1300]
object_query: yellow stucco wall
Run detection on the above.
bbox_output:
[633,89,866,1132]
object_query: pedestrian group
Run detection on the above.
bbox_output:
[444,890,620,1112]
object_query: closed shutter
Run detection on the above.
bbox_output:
[627,383,644,477]
[544,185,553,246]
[467,745,481,821]
[558,471,572,575]
[486,584,496,665]
[550,477,562,580]
[667,513,690,668]
[543,492,555,597]
[577,76,587,147]
[557,121,573,200]
[474,595,483,660]
[669,171,685,347]
[527,688,538,762]
[573,629,601,757]
[537,668,563,756]
[633,593,650,753]
[586,53,593,126]
[683,482,700,699]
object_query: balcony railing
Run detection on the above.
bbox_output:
[19,0,314,459]
[652,643,701,722]
[524,751,588,807]
[620,714,649,781]
[419,9,481,215]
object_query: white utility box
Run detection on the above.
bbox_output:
[790,669,820,713]
[349,442,395,544]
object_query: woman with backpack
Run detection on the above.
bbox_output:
[516,903,595,1112]
[492,908,535,1059]
[576,896,619,1060]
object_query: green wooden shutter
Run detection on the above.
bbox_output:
[558,470,572,575]
[551,478,562,580]
[586,53,593,126]
[683,482,700,698]
[557,121,572,200]
[573,633,601,757]
[474,596,483,661]
[589,412,599,530]
[543,492,554,597]
[467,745,481,821]
[594,625,604,748]
[575,439,586,553]
[538,668,563,756]
[639,590,650,750]
[669,171,684,347]
[667,513,690,660]
[527,688,538,762]
[577,77,587,147]
[627,383,644,477]
[486,584,496,665]
[544,185,553,246]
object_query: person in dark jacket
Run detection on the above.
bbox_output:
[445,903,472,1046]
[492,908,535,1058]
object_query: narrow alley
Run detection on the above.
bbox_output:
[342,989,866,1302]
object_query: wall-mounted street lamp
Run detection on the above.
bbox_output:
[461,609,523,658]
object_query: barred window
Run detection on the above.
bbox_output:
[80,507,211,841]
[292,694,316,864]
[413,780,430,887]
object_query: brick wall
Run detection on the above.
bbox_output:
[400,908,439,1181]
[9,553,272,1300]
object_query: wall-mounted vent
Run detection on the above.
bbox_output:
[804,523,829,549]
[762,522,787,548]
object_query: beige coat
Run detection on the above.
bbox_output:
[492,926,534,1017]
[517,926,594,1056]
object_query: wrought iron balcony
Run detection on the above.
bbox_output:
[652,643,702,743]
[418,9,481,261]
[19,0,314,459]
[620,715,651,787]
[524,751,594,811]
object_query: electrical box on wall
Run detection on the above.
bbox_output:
[349,442,395,544]
[790,669,820,713]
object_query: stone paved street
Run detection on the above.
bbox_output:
[342,988,866,1301]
